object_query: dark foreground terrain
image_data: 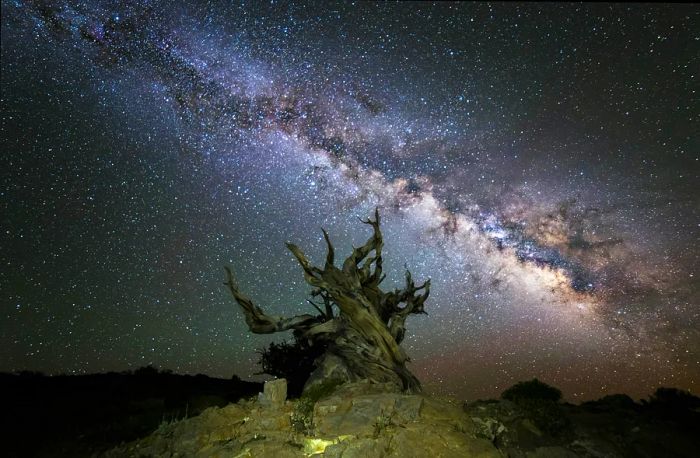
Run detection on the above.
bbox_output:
[3,372,699,458]
[464,390,700,457]
[2,368,262,457]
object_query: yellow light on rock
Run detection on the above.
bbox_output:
[303,438,336,455]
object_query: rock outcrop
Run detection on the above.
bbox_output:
[103,380,700,457]
[103,380,499,457]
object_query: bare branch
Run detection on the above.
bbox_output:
[286,242,325,288]
[301,318,340,338]
[224,266,317,334]
[342,207,383,275]
[386,277,430,343]
[321,228,335,269]
[307,299,326,317]
[321,292,334,319]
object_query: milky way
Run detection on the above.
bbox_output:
[1,1,698,401]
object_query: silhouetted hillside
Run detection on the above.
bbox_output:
[2,368,262,457]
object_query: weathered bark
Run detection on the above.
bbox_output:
[225,209,430,393]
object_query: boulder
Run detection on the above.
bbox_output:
[310,381,499,457]
[259,378,287,408]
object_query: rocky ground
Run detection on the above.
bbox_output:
[103,379,499,458]
[464,396,699,458]
[7,372,697,457]
[99,379,700,458]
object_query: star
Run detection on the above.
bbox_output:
[0,0,697,401]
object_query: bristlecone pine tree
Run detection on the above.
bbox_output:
[225,209,430,393]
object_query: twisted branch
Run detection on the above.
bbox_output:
[224,266,317,333]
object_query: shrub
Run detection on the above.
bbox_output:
[646,387,700,425]
[257,335,328,397]
[134,365,160,377]
[649,387,700,410]
[501,378,562,403]
[583,394,638,412]
[290,378,343,434]
[516,398,571,437]
[501,379,570,437]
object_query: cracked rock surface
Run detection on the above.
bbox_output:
[102,381,499,458]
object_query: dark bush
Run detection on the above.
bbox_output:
[516,398,572,437]
[501,378,562,403]
[134,365,160,377]
[501,379,570,437]
[582,393,639,412]
[649,387,700,410]
[257,335,328,397]
[16,370,45,378]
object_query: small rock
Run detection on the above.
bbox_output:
[259,378,287,408]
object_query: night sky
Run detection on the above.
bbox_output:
[1,1,698,402]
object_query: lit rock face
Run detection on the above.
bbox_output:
[314,381,499,458]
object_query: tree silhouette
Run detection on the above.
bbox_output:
[225,209,429,393]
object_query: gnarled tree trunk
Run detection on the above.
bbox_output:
[225,209,430,393]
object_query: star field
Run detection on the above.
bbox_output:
[1,1,698,401]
